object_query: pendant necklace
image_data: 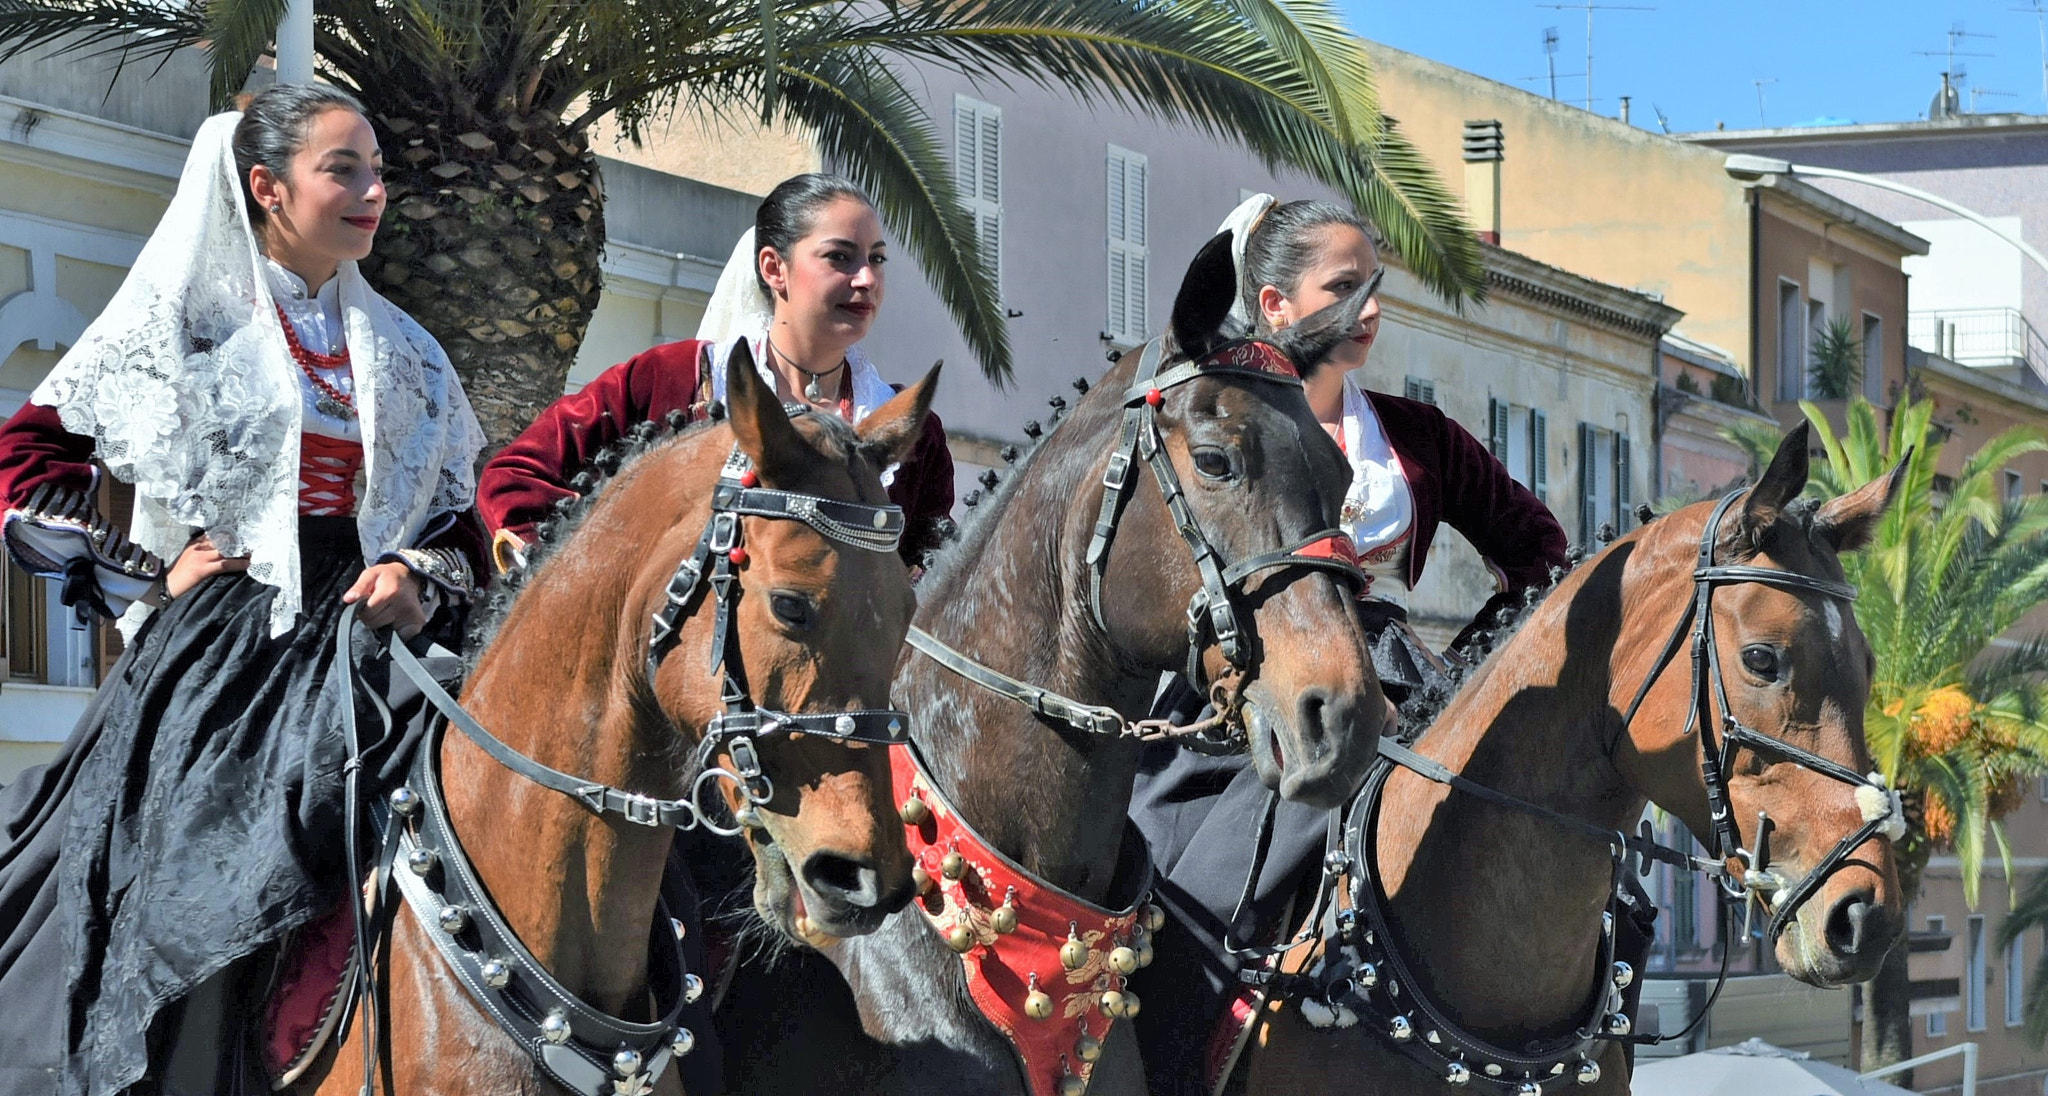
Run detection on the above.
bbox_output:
[767,337,843,403]
[276,302,356,420]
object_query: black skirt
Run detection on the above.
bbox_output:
[0,517,426,1096]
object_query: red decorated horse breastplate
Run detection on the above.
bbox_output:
[892,747,1163,1096]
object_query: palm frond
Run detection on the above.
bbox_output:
[201,0,285,106]
[0,1,205,69]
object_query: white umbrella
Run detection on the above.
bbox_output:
[1632,1039,1919,1096]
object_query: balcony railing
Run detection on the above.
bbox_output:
[1910,307,2048,383]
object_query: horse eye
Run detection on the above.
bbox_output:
[1740,645,1780,679]
[1192,447,1234,480]
[769,592,815,629]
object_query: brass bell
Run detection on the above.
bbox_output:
[1100,990,1128,1019]
[991,895,1020,935]
[900,796,931,825]
[1024,974,1054,1020]
[1120,990,1140,1018]
[1140,903,1166,933]
[1134,939,1155,968]
[941,849,968,881]
[1060,928,1089,972]
[1109,946,1139,975]
[945,923,975,953]
[913,866,935,894]
[1075,1031,1103,1063]
[1058,1075,1087,1096]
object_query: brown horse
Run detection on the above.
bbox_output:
[713,232,1392,1096]
[299,349,935,1095]
[1229,426,1904,1095]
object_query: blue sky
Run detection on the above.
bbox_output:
[1340,1,2048,133]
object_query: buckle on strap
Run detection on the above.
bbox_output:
[621,792,661,827]
[708,511,740,553]
[1103,451,1133,491]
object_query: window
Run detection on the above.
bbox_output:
[1863,313,1884,401]
[2009,471,2025,505]
[1489,398,1548,498]
[954,96,1002,294]
[2009,931,2028,1027]
[1929,915,1950,1037]
[1404,377,1436,406]
[1777,280,1804,402]
[1968,914,1987,1032]
[1578,424,1632,545]
[1105,145,1148,344]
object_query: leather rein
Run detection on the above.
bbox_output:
[1251,488,1904,1091]
[909,337,1369,750]
[338,429,914,1096]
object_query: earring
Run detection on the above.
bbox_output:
[269,203,282,213]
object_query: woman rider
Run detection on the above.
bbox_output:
[1127,195,1568,1094]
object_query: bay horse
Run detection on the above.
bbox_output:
[715,232,1392,1096]
[297,348,936,1095]
[1226,425,1906,1095]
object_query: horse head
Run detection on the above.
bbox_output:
[1616,423,1904,986]
[1091,229,1389,807]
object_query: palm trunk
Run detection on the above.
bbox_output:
[359,107,606,451]
[1860,852,1926,1083]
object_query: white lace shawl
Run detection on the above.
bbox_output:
[29,112,484,638]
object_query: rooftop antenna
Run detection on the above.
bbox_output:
[1544,26,1561,99]
[1537,2,1655,112]
[1971,86,2017,111]
[1752,77,1778,127]
[1651,101,1672,133]
[1914,22,1996,90]
[2010,2,2048,109]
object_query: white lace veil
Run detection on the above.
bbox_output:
[31,111,484,638]
[693,227,896,421]
[1218,192,1279,331]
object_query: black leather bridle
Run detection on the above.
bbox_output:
[341,431,918,1096]
[908,337,1368,746]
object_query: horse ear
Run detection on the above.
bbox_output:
[1816,451,1908,554]
[855,362,942,468]
[1270,278,1373,375]
[724,341,807,482]
[1741,421,1811,536]
[1170,231,1238,359]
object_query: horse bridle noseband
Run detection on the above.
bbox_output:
[911,337,1368,746]
[342,427,916,1096]
[1255,488,1904,1091]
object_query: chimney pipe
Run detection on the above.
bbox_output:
[1619,96,1631,124]
[1462,119,1504,246]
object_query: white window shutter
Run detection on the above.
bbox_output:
[1579,422,1597,546]
[955,96,1002,293]
[1616,434,1632,528]
[1488,398,1510,459]
[954,97,979,196]
[1105,146,1149,341]
[979,111,1000,204]
[1531,409,1548,496]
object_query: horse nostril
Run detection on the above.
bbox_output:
[1293,688,1333,761]
[1826,889,1887,956]
[800,850,884,910]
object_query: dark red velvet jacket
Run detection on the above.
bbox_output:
[477,339,956,567]
[1366,390,1567,648]
[0,401,489,576]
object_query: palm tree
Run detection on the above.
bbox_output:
[1727,395,2048,1071]
[0,0,1486,446]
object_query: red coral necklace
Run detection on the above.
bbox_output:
[275,302,356,420]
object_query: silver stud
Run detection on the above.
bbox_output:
[682,973,704,1004]
[437,905,469,933]
[480,957,511,989]
[1445,1062,1471,1085]
[1357,961,1378,989]
[389,787,421,816]
[672,1027,696,1057]
[1604,1012,1632,1037]
[613,1048,643,1077]
[887,718,904,736]
[1517,1084,1542,1095]
[872,510,889,529]
[1389,1015,1413,1042]
[835,715,856,736]
[1610,960,1634,989]
[672,918,686,940]
[1575,1059,1602,1085]
[541,1009,572,1044]
[406,848,438,876]
[1485,1064,1504,1077]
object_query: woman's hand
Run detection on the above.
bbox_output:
[343,561,428,638]
[165,534,251,599]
